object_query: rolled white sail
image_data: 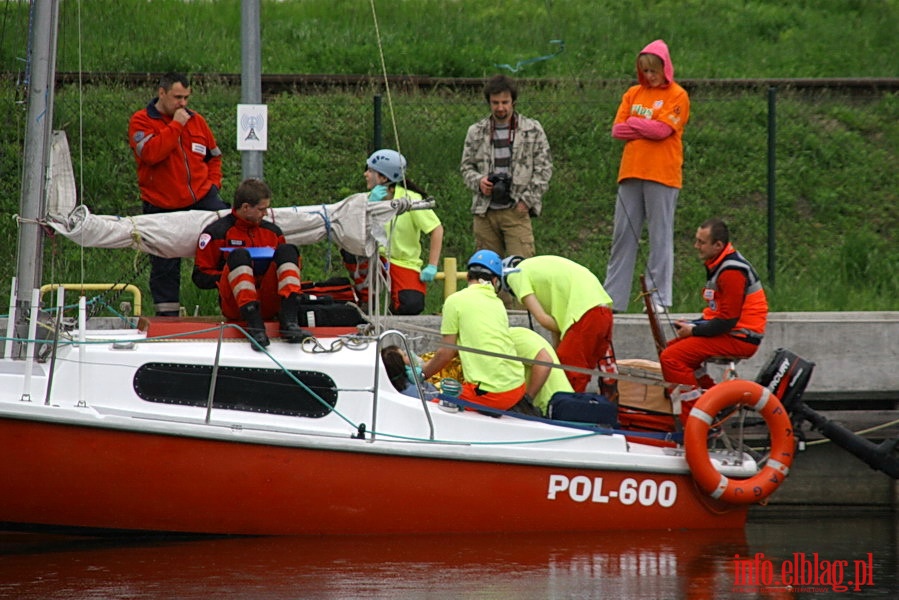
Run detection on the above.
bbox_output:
[45,193,430,258]
[42,129,430,258]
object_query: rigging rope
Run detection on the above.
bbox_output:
[75,0,86,286]
[42,1,149,320]
[397,319,666,388]
[366,0,415,320]
[367,0,402,165]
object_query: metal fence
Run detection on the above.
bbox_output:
[1,75,896,315]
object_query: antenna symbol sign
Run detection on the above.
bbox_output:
[236,104,268,151]
[241,113,263,141]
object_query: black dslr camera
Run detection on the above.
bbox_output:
[487,173,513,207]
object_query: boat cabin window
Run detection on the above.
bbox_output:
[133,363,337,418]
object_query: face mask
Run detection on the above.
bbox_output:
[369,184,389,202]
[404,364,423,383]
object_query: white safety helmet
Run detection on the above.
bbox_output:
[500,255,524,294]
[366,149,407,183]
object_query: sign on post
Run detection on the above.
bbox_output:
[237,104,268,151]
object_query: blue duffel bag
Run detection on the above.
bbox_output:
[547,392,619,427]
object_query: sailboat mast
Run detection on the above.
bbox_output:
[16,0,60,312]
[241,0,263,179]
[14,1,261,313]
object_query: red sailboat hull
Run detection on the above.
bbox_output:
[0,416,746,535]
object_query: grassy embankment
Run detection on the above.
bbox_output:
[0,0,896,315]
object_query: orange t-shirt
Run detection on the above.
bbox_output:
[614,82,690,189]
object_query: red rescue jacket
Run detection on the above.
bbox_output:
[129,100,222,209]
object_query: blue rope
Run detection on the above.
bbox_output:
[495,40,565,73]
[309,204,335,271]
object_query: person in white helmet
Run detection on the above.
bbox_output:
[340,149,444,315]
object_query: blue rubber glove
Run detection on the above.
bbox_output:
[420,264,438,282]
[369,184,389,202]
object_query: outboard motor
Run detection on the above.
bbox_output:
[755,347,815,412]
[756,347,899,479]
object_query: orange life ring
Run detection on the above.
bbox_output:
[685,379,794,505]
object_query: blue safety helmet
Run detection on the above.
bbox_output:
[467,249,503,278]
[366,149,407,183]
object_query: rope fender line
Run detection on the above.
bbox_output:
[393,320,667,388]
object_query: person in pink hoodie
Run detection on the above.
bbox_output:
[603,39,690,314]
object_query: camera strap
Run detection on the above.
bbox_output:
[490,113,517,147]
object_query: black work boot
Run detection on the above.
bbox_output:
[509,393,542,417]
[239,301,270,351]
[278,293,313,344]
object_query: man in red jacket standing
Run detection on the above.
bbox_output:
[129,72,228,316]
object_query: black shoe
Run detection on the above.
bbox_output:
[509,393,542,417]
[277,293,311,343]
[248,328,271,351]
[239,301,270,350]
[279,322,313,344]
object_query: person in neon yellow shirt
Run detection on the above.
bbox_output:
[422,250,538,415]
[503,255,614,393]
[509,327,574,415]
[342,149,444,314]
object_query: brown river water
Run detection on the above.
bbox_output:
[0,508,895,599]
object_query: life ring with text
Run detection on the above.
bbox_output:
[685,379,794,505]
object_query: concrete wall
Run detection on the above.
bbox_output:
[2,310,896,398]
[760,442,898,507]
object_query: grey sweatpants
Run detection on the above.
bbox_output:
[603,178,679,312]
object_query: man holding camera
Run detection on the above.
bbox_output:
[460,74,553,259]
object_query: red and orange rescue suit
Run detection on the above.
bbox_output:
[660,243,767,420]
[192,210,302,320]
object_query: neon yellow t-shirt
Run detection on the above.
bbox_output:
[506,255,612,337]
[509,327,573,414]
[379,186,441,271]
[440,282,524,393]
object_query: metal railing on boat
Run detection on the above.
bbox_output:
[373,330,435,442]
[40,283,143,316]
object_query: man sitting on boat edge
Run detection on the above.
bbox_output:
[661,217,768,424]
[192,178,312,350]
